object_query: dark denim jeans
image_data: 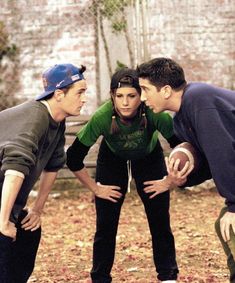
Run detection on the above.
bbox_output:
[90,141,178,282]
[0,210,41,283]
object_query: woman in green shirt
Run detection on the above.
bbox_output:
[67,68,180,283]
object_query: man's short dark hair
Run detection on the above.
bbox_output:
[137,57,187,91]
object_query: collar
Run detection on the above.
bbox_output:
[40,100,54,118]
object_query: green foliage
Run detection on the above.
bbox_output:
[0,43,17,60]
[0,22,18,60]
[99,0,131,18]
[112,20,127,33]
[0,21,20,111]
[115,60,128,71]
[97,0,131,34]
[93,0,134,77]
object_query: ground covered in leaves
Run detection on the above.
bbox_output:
[28,182,229,283]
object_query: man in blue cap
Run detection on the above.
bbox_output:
[0,63,87,283]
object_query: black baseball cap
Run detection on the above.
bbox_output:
[110,68,140,90]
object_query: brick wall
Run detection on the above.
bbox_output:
[148,0,235,89]
[0,0,234,114]
[0,0,97,113]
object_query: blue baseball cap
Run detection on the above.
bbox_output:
[36,63,86,100]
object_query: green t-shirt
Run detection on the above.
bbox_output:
[77,100,174,160]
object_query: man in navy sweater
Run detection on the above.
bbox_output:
[137,57,235,282]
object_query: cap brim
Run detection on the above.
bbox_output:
[35,90,54,101]
[35,77,84,101]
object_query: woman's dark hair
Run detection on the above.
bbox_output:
[110,68,141,92]
[110,70,147,134]
[110,101,147,135]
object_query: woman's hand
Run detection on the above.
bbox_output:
[21,209,41,231]
[95,182,122,202]
[144,176,174,198]
[143,157,194,199]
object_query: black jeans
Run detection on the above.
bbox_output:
[91,140,178,282]
[0,210,41,283]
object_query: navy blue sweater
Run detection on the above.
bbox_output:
[174,82,235,212]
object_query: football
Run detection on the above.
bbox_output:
[169,142,198,171]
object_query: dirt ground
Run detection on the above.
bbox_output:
[28,182,229,283]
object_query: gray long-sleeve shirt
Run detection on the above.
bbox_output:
[0,100,66,218]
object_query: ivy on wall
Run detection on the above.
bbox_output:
[92,0,134,78]
[0,21,20,110]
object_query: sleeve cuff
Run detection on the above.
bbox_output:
[5,170,25,179]
[227,206,235,213]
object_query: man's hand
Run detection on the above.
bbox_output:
[21,209,41,231]
[220,211,235,242]
[165,156,194,187]
[95,182,122,202]
[0,221,17,240]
